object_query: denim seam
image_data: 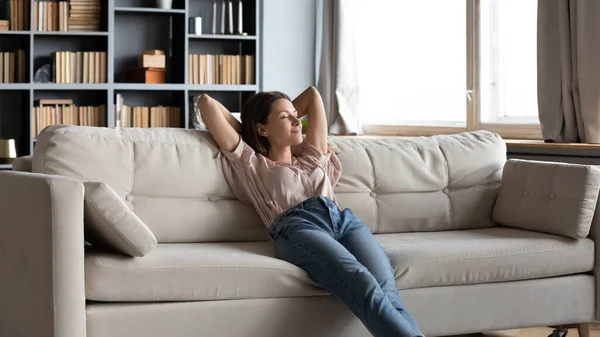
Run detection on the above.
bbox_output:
[281,234,363,317]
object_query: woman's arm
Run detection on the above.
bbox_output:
[292,86,328,153]
[197,94,241,152]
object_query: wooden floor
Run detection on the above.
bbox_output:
[457,324,600,337]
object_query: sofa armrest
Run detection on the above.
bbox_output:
[589,201,600,321]
[12,155,33,172]
[0,171,86,337]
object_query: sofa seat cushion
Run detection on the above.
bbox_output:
[85,227,594,302]
[85,241,327,302]
[378,227,594,290]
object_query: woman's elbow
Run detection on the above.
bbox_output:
[197,94,211,108]
[198,96,216,118]
[307,85,319,95]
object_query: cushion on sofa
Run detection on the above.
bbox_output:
[492,159,600,239]
[379,227,593,289]
[84,241,327,302]
[84,181,157,257]
[83,227,593,302]
[331,131,506,233]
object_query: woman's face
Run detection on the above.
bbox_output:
[258,98,303,148]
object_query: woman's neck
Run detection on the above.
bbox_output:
[268,146,293,165]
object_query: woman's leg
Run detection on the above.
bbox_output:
[272,213,421,337]
[337,208,424,336]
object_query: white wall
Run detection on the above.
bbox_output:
[260,0,317,98]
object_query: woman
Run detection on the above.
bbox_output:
[198,86,424,337]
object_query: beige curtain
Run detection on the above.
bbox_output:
[538,0,600,143]
[316,0,361,135]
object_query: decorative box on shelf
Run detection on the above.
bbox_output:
[126,67,166,84]
[138,50,165,69]
[127,50,166,84]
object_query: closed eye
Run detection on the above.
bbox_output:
[278,110,297,119]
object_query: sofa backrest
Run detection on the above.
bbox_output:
[32,125,506,242]
[328,132,506,233]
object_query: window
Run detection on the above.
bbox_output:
[356,0,541,138]
[479,0,539,124]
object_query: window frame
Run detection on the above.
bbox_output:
[362,0,542,140]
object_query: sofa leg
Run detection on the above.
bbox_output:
[548,326,569,337]
[548,323,590,337]
[576,323,590,337]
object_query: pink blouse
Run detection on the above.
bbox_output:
[220,136,343,229]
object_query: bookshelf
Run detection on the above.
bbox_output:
[0,0,260,169]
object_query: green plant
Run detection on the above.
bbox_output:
[301,117,308,134]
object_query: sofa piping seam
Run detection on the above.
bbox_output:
[437,143,452,229]
[364,148,378,233]
[87,263,328,280]
[129,141,135,212]
[47,179,58,337]
[386,244,592,265]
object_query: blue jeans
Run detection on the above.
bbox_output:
[269,196,424,337]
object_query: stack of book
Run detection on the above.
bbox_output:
[32,99,106,137]
[68,0,101,31]
[0,49,26,83]
[188,54,254,85]
[51,51,107,83]
[32,0,101,31]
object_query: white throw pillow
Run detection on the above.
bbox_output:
[83,182,157,257]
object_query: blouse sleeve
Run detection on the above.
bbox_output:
[219,136,256,205]
[295,139,342,187]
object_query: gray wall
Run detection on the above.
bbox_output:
[260,0,317,97]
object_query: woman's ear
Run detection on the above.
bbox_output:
[257,123,268,137]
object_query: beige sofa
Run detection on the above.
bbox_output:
[1,125,599,337]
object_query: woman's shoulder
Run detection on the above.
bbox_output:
[220,136,272,170]
[220,136,254,161]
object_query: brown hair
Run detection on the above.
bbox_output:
[240,91,291,156]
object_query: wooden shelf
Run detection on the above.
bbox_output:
[113,83,184,90]
[114,7,186,15]
[0,84,31,90]
[33,31,109,36]
[188,34,257,41]
[31,84,109,90]
[187,84,258,91]
[0,30,30,35]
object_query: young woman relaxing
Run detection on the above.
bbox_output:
[197,86,424,337]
